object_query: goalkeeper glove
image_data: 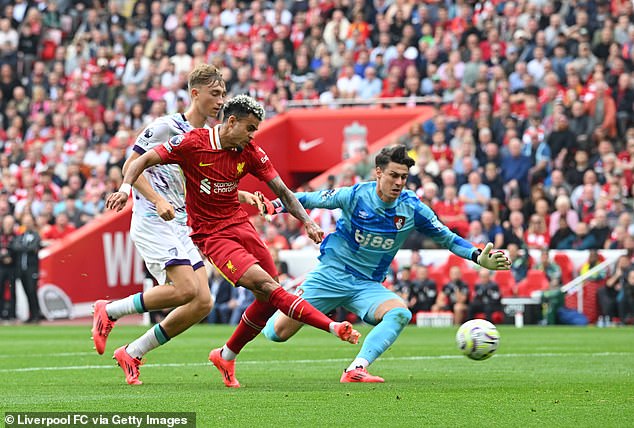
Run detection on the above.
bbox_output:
[474,243,511,271]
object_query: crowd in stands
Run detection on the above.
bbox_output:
[1,0,634,324]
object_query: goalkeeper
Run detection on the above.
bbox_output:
[260,145,510,383]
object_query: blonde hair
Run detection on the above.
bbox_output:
[188,64,224,92]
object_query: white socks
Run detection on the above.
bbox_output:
[328,322,337,335]
[221,345,237,361]
[347,358,369,372]
[106,296,138,320]
[126,327,161,359]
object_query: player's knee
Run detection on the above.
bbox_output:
[253,278,278,299]
[202,295,214,313]
[175,277,197,305]
[194,292,214,317]
[385,307,412,329]
[262,323,286,342]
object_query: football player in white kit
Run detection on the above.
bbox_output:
[91,64,262,385]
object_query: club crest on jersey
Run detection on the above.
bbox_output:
[393,216,406,230]
[226,260,237,273]
[169,134,185,147]
[236,162,245,176]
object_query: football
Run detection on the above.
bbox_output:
[455,319,500,361]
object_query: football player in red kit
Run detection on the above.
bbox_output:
[106,95,360,388]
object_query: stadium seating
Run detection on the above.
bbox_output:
[515,270,550,297]
[427,264,448,292]
[553,253,575,285]
[446,253,468,270]
[564,280,606,324]
[494,270,517,297]
[461,269,479,296]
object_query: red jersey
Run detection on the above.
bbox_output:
[154,125,279,236]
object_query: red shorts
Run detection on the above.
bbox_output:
[193,221,277,285]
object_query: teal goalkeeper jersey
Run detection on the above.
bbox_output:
[294,182,478,282]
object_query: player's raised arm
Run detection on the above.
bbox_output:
[106,149,164,212]
[266,176,324,243]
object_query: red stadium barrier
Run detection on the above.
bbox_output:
[38,204,145,318]
[564,280,603,324]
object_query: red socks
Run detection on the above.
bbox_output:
[225,287,332,355]
[225,300,276,355]
[268,287,331,331]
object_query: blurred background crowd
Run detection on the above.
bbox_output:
[0,0,634,325]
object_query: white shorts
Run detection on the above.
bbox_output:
[130,214,203,284]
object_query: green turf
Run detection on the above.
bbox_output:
[1,324,633,427]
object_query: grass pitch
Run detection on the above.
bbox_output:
[1,324,633,427]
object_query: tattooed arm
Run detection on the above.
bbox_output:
[267,176,324,244]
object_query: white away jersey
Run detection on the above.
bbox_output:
[132,113,199,225]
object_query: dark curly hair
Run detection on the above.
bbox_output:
[375,145,415,170]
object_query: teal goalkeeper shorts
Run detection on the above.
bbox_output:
[294,263,404,325]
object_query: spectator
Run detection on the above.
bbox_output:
[549,195,579,238]
[565,149,592,189]
[0,214,16,321]
[207,271,235,325]
[559,221,599,250]
[358,66,382,100]
[568,101,595,150]
[432,266,470,325]
[590,209,611,248]
[433,185,469,237]
[0,18,19,68]
[585,80,617,139]
[617,268,634,324]
[501,138,531,199]
[502,210,526,248]
[11,212,41,323]
[534,249,563,289]
[466,220,488,246]
[548,115,576,171]
[579,249,607,281]
[508,242,530,283]
[262,223,290,250]
[570,170,602,213]
[550,218,575,250]
[525,214,550,249]
[458,171,491,222]
[392,266,413,305]
[408,264,437,314]
[614,73,634,138]
[41,212,76,245]
[481,161,505,217]
[544,169,573,204]
[227,286,256,326]
[468,269,503,323]
[598,255,630,327]
[336,65,362,99]
[480,210,504,249]
[524,127,552,186]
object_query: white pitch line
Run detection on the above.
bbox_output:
[0,352,631,373]
[0,352,96,359]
